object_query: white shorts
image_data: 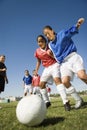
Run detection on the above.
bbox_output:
[24,84,33,94]
[40,62,60,82]
[60,52,85,80]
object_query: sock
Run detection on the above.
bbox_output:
[66,85,81,101]
[40,88,49,103]
[57,84,68,104]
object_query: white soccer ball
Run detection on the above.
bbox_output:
[16,95,47,126]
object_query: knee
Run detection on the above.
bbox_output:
[77,71,86,80]
[39,82,46,89]
[62,77,71,88]
[53,77,62,85]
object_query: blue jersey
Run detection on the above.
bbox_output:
[49,25,78,64]
[23,75,32,85]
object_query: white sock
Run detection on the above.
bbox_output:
[57,84,68,104]
[40,88,49,103]
[66,85,81,101]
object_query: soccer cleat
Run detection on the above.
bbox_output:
[75,98,84,109]
[46,102,51,108]
[64,101,71,111]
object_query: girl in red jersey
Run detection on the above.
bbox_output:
[32,69,41,95]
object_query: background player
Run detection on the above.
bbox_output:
[22,70,33,96]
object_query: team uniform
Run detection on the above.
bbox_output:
[35,45,60,82]
[23,75,33,95]
[49,25,85,79]
[32,74,41,94]
[0,62,7,92]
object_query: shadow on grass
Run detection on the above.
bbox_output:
[24,116,65,128]
[40,116,65,126]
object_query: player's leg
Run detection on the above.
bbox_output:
[39,67,52,108]
[36,87,41,95]
[33,87,36,94]
[71,53,87,84]
[28,84,33,95]
[61,62,83,109]
[0,77,5,109]
[51,63,71,111]
[39,81,51,108]
[24,85,28,96]
[77,70,87,84]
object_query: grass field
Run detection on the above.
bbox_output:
[0,95,87,130]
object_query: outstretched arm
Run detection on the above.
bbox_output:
[64,18,85,38]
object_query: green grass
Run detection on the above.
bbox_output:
[0,95,87,130]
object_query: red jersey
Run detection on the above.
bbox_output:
[35,46,56,67]
[32,75,40,87]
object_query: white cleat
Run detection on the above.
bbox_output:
[75,98,84,109]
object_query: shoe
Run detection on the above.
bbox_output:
[46,102,51,108]
[64,101,71,111]
[75,98,84,109]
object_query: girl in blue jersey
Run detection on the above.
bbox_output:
[43,18,87,109]
[23,70,33,96]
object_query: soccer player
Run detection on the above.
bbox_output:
[43,18,86,109]
[34,35,71,111]
[23,70,33,96]
[0,55,8,109]
[32,69,41,95]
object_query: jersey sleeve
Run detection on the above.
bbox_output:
[34,49,41,60]
[64,25,79,38]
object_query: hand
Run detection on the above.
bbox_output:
[78,18,85,24]
[76,18,85,28]
[2,68,7,71]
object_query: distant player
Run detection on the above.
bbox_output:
[0,55,8,109]
[23,70,33,96]
[43,18,86,109]
[32,69,41,95]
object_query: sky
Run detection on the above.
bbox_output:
[0,0,87,97]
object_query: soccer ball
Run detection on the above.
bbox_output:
[16,95,47,126]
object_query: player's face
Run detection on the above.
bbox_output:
[25,70,29,76]
[33,70,37,76]
[43,29,55,41]
[0,56,5,63]
[37,37,46,49]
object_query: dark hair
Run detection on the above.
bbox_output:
[43,25,56,37]
[0,55,5,58]
[37,35,47,43]
[33,69,36,72]
[43,25,53,31]
[25,70,29,73]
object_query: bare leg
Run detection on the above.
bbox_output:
[77,70,87,84]
[62,76,83,109]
